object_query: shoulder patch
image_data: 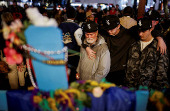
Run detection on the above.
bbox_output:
[62,32,72,44]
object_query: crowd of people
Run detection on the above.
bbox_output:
[0,2,170,90]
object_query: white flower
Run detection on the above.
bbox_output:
[92,87,103,98]
[10,19,23,32]
[26,8,58,27]
[45,18,58,26]
[26,8,41,21]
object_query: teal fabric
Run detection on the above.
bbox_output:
[25,26,68,91]
[136,90,149,111]
[0,90,8,110]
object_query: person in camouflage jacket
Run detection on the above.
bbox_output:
[125,18,169,90]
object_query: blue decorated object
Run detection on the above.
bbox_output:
[25,26,68,91]
[82,87,136,111]
[135,90,149,111]
[0,90,8,110]
[6,90,41,111]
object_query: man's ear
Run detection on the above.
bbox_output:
[96,30,98,36]
[155,21,159,25]
[150,28,154,32]
[117,24,121,29]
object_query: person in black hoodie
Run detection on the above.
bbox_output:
[83,15,167,86]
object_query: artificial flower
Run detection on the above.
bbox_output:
[8,32,16,39]
[92,87,103,98]
[26,8,41,21]
[3,47,23,64]
[7,32,22,46]
[9,19,23,32]
[90,81,99,86]
[45,18,58,26]
[26,8,58,27]
[13,37,21,45]
[5,41,13,48]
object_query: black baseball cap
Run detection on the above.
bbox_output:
[83,21,98,33]
[102,15,120,30]
[147,10,160,21]
[137,18,152,32]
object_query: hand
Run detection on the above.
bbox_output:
[116,11,119,16]
[86,47,96,60]
[157,37,167,54]
[76,73,80,80]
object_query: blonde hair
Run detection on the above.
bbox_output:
[1,12,14,26]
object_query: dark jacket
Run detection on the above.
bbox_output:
[151,23,164,38]
[99,26,137,72]
[59,19,82,67]
[125,39,169,90]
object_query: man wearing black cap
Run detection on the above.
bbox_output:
[59,6,83,83]
[76,21,110,82]
[146,10,163,37]
[100,15,137,85]
[84,15,167,86]
[147,10,168,55]
[125,18,169,89]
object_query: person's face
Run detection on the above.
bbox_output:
[150,7,154,10]
[107,25,120,36]
[152,20,159,28]
[43,12,48,17]
[116,5,119,9]
[13,2,16,7]
[138,29,152,42]
[112,7,115,10]
[85,31,98,44]
[24,4,28,9]
[87,15,94,21]
[79,9,82,13]
[106,11,110,15]
[77,6,80,10]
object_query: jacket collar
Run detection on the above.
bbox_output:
[84,34,106,48]
[65,19,74,23]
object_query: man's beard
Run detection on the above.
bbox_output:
[86,38,95,44]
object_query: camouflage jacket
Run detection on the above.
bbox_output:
[125,39,169,90]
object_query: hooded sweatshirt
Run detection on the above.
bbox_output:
[100,26,138,72]
[77,34,110,82]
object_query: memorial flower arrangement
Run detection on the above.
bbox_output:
[3,8,58,65]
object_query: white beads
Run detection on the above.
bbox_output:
[37,50,41,53]
[22,45,68,62]
[57,51,60,54]
[33,49,37,53]
[26,58,38,88]
[22,45,67,55]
